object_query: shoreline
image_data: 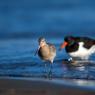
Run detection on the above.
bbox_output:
[0,77,95,95]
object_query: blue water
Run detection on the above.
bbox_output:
[0,38,95,79]
[0,0,95,80]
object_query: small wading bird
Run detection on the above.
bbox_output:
[60,36,95,63]
[35,37,56,76]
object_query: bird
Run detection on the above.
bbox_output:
[60,36,95,62]
[36,37,56,76]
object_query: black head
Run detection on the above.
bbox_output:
[64,36,75,46]
[60,36,76,49]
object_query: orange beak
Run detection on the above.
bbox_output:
[60,41,68,49]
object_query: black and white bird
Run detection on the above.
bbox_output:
[60,36,95,61]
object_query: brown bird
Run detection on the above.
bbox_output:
[38,37,56,63]
[37,37,56,76]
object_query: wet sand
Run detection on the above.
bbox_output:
[0,77,95,95]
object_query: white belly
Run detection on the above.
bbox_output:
[68,42,95,59]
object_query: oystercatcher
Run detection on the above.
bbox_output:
[60,36,95,61]
[36,37,56,76]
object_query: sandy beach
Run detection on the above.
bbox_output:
[0,77,95,95]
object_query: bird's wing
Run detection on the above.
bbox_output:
[47,43,56,52]
[75,37,95,49]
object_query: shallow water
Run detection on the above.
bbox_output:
[0,38,95,80]
[0,0,95,80]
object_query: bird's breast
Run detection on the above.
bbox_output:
[38,46,50,58]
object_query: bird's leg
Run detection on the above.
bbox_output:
[68,57,73,62]
[44,62,48,78]
[48,59,53,78]
[68,57,79,66]
[48,63,53,78]
[44,62,47,73]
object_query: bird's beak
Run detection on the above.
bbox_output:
[60,41,68,49]
[34,46,40,56]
